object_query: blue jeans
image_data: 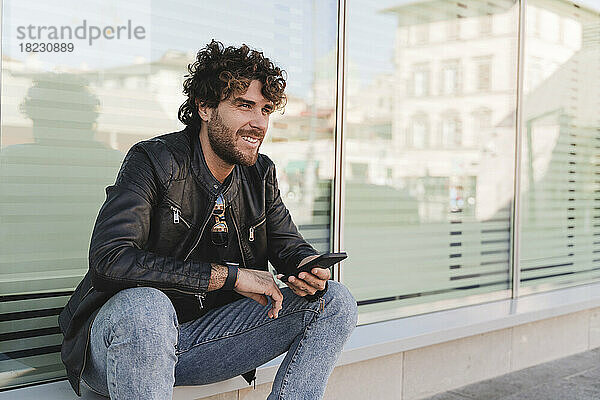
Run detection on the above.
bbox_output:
[81,281,358,399]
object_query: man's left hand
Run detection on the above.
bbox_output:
[276,255,331,297]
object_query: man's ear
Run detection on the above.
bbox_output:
[196,100,212,122]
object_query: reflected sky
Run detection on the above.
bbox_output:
[1,0,338,98]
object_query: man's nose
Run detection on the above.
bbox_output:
[249,110,268,132]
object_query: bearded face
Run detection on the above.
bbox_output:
[207,107,264,167]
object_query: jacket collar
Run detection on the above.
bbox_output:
[187,126,240,204]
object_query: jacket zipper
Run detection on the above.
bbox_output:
[248,218,266,242]
[162,287,205,308]
[184,198,216,262]
[183,197,219,308]
[168,204,191,228]
[167,202,201,305]
[231,211,247,268]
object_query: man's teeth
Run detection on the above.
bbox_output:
[242,136,259,144]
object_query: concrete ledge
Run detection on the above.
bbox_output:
[4,281,600,399]
[339,281,600,366]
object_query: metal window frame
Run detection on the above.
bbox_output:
[511,0,527,299]
[331,0,347,282]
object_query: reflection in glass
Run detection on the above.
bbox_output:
[0,73,123,387]
[519,0,600,291]
[0,0,337,388]
[344,0,519,323]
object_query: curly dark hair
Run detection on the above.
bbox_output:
[178,40,287,129]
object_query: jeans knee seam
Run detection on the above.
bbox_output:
[177,308,319,355]
[277,311,319,399]
[175,322,181,354]
[108,349,118,397]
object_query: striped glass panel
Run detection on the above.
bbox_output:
[519,0,600,291]
[0,0,337,389]
[343,0,519,323]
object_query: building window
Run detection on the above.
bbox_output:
[475,56,493,92]
[471,107,493,147]
[479,14,493,36]
[409,113,429,149]
[477,62,491,91]
[386,167,393,179]
[411,63,430,97]
[446,19,460,40]
[441,61,461,95]
[441,111,462,147]
[473,108,492,131]
[414,24,429,45]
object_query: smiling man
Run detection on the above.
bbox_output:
[58,40,357,400]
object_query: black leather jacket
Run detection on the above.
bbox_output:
[58,126,319,395]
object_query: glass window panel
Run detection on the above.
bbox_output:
[519,0,600,292]
[0,0,337,388]
[344,0,518,324]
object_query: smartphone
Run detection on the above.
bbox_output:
[279,252,347,283]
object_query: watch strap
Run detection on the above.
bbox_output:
[223,263,239,291]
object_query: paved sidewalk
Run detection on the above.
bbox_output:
[423,348,600,400]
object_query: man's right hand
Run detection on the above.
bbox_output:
[233,268,283,319]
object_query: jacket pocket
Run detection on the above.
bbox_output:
[248,217,266,242]
[162,198,194,228]
[151,200,194,254]
[169,204,192,228]
[244,216,268,268]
